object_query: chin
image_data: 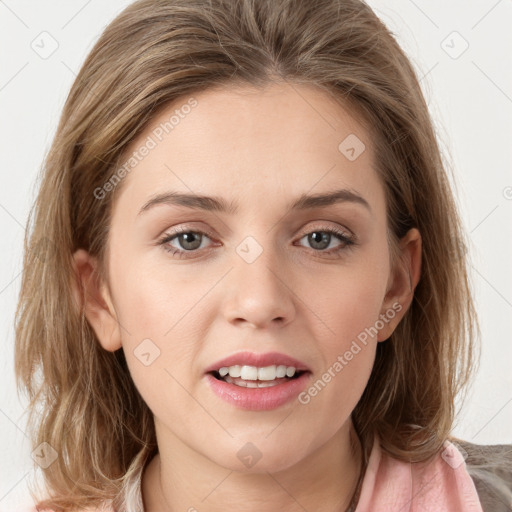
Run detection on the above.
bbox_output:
[209,437,308,474]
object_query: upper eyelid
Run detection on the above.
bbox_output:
[162,222,353,239]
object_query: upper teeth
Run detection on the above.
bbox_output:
[218,365,297,380]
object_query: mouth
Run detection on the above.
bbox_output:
[203,351,312,410]
[205,364,312,411]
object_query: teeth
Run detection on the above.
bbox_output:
[217,364,298,381]
[276,365,287,378]
[241,365,258,380]
[258,365,277,380]
[224,375,283,388]
[218,367,230,377]
[286,366,296,377]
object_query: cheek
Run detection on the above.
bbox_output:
[297,262,386,419]
[298,280,380,437]
[307,264,387,349]
[111,254,208,339]
[108,261,206,404]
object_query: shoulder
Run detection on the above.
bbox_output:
[452,438,512,512]
[357,435,484,510]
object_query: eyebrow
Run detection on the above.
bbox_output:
[137,188,372,216]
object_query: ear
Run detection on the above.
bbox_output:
[377,228,422,342]
[71,248,122,352]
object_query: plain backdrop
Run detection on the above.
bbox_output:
[1,1,511,509]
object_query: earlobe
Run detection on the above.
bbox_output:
[71,249,122,352]
[377,228,422,342]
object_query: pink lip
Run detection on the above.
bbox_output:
[204,350,310,374]
[205,372,311,411]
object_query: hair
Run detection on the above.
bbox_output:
[15,0,480,510]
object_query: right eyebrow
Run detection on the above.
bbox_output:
[138,191,237,216]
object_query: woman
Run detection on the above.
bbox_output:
[15,0,512,510]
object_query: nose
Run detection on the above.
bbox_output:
[222,239,296,329]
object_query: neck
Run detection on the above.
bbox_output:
[142,419,363,512]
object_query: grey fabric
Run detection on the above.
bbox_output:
[454,438,512,512]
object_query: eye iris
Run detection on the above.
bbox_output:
[178,232,202,250]
[309,231,330,250]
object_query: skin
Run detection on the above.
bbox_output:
[73,82,421,512]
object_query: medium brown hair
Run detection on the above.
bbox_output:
[15,0,480,509]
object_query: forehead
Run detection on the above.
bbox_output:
[113,82,385,218]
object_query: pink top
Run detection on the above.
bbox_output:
[354,435,483,511]
[19,435,484,512]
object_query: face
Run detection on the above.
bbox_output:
[76,82,419,474]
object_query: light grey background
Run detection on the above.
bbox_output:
[1,1,511,509]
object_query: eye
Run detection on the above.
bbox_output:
[157,225,357,259]
[295,226,356,256]
[158,226,215,258]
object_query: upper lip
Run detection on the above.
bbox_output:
[205,351,311,374]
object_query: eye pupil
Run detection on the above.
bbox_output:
[308,231,330,250]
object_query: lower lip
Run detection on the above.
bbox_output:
[205,372,311,411]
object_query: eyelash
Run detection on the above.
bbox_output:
[157,225,357,259]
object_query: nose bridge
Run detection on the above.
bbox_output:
[224,232,294,327]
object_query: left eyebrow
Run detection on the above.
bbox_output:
[291,188,372,214]
[137,187,372,216]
